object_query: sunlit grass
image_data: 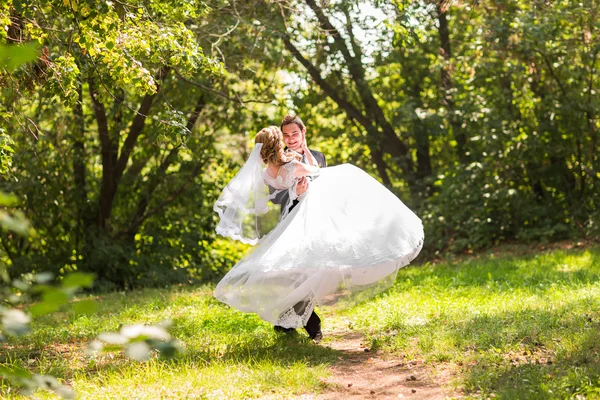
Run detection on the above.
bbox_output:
[334,247,600,398]
[1,287,335,399]
[2,246,600,399]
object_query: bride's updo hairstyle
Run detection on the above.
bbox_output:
[255,126,300,165]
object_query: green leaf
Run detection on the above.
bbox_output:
[55,385,76,399]
[29,302,59,317]
[0,192,19,207]
[73,300,97,315]
[42,288,69,306]
[61,273,95,288]
[34,272,55,283]
[1,309,31,335]
[0,364,32,379]
[125,341,151,361]
[12,279,30,291]
[97,332,128,345]
[0,210,31,237]
[0,42,39,72]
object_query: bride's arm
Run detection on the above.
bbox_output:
[301,136,319,168]
[293,162,319,178]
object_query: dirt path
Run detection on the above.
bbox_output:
[298,329,462,400]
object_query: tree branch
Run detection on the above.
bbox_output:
[124,160,206,237]
[113,66,170,185]
[535,48,593,115]
[173,70,274,105]
[305,0,358,69]
[282,35,371,128]
[341,4,363,62]
[304,0,414,173]
[124,154,152,182]
[436,2,468,163]
[349,117,391,185]
[88,78,112,170]
[534,49,568,98]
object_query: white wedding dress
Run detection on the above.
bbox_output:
[214,160,424,328]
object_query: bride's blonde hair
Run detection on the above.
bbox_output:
[255,126,300,165]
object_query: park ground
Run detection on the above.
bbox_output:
[2,241,600,399]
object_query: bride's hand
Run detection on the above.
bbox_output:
[301,134,309,151]
[296,177,309,195]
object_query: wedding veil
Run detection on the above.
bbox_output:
[213,143,274,245]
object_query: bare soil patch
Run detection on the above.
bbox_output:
[297,329,463,400]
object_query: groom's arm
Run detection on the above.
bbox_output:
[273,151,326,202]
[269,184,289,206]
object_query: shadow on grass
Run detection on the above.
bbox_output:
[1,298,343,380]
[346,247,600,397]
[178,331,342,367]
[364,295,600,398]
[463,327,600,399]
[328,248,600,324]
[164,305,342,365]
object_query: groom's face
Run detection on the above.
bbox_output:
[282,123,305,152]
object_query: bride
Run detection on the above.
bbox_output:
[213,126,424,339]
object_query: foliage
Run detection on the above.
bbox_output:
[0,0,229,287]
[0,40,184,397]
[1,271,94,399]
[0,0,599,287]
[258,0,600,257]
[1,268,183,397]
[88,320,181,361]
[420,161,592,257]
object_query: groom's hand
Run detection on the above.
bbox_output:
[296,177,309,195]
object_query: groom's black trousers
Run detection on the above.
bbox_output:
[292,299,321,338]
[305,311,321,338]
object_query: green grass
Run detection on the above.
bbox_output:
[1,287,337,399]
[336,246,600,399]
[2,245,600,399]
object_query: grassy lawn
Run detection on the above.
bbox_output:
[339,245,600,399]
[2,245,600,399]
[1,286,337,399]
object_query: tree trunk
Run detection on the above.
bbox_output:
[585,48,599,188]
[409,82,433,182]
[529,66,577,196]
[436,2,469,164]
[73,82,87,261]
[89,67,170,231]
[124,94,206,240]
[88,78,116,231]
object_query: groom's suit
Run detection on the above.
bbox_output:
[270,148,326,339]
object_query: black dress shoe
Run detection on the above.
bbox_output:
[274,325,295,334]
[310,329,323,343]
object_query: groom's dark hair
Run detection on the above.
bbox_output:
[281,114,305,131]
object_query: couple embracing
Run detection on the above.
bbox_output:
[214,114,424,343]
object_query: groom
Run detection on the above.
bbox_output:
[271,114,326,342]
